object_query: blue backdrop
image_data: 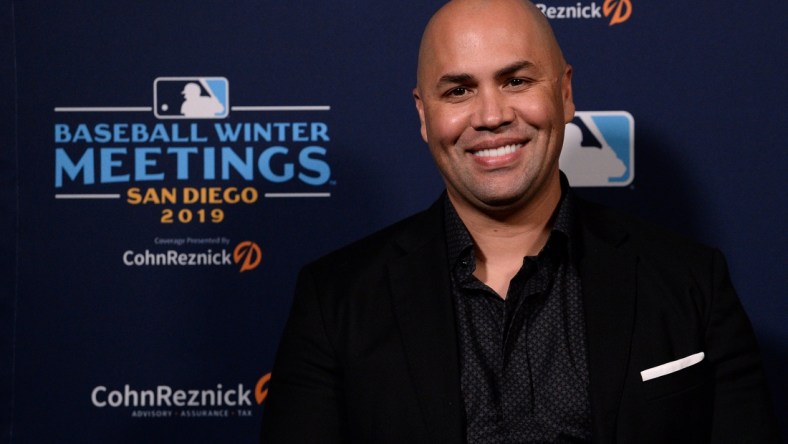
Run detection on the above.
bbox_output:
[2,1,785,442]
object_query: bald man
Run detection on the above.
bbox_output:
[261,1,778,442]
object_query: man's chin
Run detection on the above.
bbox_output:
[471,193,534,216]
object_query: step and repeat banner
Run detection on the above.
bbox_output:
[2,0,785,442]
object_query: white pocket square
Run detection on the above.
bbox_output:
[640,351,705,382]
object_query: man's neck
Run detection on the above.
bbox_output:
[449,176,562,298]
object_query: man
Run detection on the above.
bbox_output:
[261,0,778,442]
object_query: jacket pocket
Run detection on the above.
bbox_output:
[641,357,707,401]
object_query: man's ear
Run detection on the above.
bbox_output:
[562,65,575,123]
[413,88,428,143]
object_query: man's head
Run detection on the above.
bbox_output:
[414,0,574,216]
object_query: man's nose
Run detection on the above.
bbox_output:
[471,88,514,131]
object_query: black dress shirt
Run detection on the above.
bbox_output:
[444,191,592,443]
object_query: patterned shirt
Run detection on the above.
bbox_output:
[444,190,592,443]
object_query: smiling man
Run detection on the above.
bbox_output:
[261,1,778,442]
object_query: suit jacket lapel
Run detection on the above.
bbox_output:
[577,200,637,442]
[388,200,465,443]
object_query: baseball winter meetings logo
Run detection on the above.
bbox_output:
[54,76,335,227]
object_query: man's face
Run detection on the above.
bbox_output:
[414,1,574,214]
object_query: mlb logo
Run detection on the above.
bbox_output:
[559,111,634,187]
[153,77,229,119]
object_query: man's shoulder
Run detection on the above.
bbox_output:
[304,198,444,277]
[574,196,720,264]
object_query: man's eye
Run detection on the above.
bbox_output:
[448,87,467,96]
[508,78,527,87]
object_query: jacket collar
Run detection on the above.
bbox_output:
[388,196,465,442]
[575,197,637,441]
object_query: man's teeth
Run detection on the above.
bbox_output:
[473,143,522,158]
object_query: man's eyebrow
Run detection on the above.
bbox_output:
[436,73,474,87]
[495,60,535,78]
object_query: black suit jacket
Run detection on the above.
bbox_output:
[261,195,778,443]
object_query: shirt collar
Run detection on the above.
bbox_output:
[443,175,577,271]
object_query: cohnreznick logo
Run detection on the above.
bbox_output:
[90,373,271,419]
[255,373,271,405]
[123,239,263,272]
[603,0,632,25]
[234,241,262,273]
[536,0,633,26]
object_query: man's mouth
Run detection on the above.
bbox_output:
[471,143,523,158]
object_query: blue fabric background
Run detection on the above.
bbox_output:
[2,1,785,441]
